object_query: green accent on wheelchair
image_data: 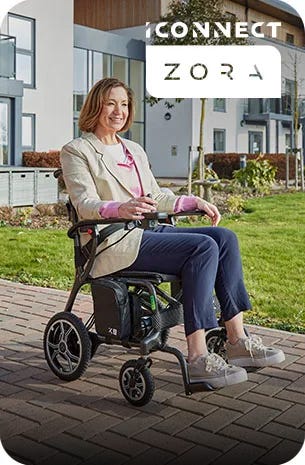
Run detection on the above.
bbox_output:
[150,295,157,311]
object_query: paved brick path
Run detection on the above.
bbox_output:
[0,278,304,465]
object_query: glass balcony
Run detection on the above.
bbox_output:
[0,34,16,79]
[245,97,293,116]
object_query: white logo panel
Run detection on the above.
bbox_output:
[146,45,281,98]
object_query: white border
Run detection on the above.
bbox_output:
[0,1,304,464]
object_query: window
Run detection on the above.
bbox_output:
[73,48,88,115]
[8,13,35,88]
[269,98,281,114]
[213,98,226,112]
[249,131,263,154]
[130,59,145,145]
[73,47,145,145]
[0,98,11,165]
[92,51,103,85]
[22,113,35,151]
[213,129,226,152]
[112,55,128,83]
[282,79,294,115]
[0,34,16,79]
[247,98,263,114]
[285,133,291,152]
[286,33,294,44]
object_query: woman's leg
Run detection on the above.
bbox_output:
[161,226,251,341]
[125,230,219,359]
[126,228,248,387]
[187,329,208,362]
[158,225,284,367]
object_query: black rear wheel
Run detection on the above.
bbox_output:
[44,312,92,381]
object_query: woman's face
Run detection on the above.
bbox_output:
[97,86,129,134]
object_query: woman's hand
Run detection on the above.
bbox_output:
[196,197,221,226]
[118,196,157,220]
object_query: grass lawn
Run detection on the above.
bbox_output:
[219,192,305,333]
[0,192,304,333]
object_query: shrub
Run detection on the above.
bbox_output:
[23,151,60,168]
[0,206,33,226]
[226,194,246,215]
[23,150,66,190]
[205,153,295,180]
[233,156,277,194]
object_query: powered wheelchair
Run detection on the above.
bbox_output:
[43,176,228,406]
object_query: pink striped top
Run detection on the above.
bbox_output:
[99,143,197,218]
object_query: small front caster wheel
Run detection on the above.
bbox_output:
[44,312,92,381]
[119,359,155,406]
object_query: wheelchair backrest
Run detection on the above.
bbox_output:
[54,168,79,225]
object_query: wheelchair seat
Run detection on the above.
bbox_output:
[111,270,179,284]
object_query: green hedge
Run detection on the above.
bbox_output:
[23,151,61,168]
[205,153,295,179]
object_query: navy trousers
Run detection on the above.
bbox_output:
[125,225,251,336]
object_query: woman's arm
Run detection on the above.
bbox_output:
[61,142,158,220]
[135,145,220,225]
[60,143,111,220]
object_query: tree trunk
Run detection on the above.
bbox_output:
[198,98,206,198]
[293,55,299,189]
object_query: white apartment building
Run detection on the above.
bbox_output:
[0,0,304,179]
[0,0,73,165]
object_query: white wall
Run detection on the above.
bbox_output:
[146,98,193,177]
[2,0,74,151]
[203,98,242,154]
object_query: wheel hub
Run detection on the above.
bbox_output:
[59,341,67,353]
[129,373,137,388]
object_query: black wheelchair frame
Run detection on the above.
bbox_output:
[43,181,227,406]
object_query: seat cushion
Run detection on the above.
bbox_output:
[110,270,179,284]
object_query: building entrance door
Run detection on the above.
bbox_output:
[0,97,11,165]
[249,131,263,154]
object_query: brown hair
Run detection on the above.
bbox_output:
[78,77,135,133]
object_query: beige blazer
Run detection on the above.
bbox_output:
[60,132,178,277]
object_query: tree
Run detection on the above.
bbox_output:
[283,52,305,191]
[147,0,246,197]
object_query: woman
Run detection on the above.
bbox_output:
[61,77,284,389]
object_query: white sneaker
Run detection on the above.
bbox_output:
[226,335,285,367]
[188,352,248,389]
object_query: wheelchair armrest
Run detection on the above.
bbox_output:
[171,210,204,217]
[67,210,204,238]
[143,211,203,219]
[68,212,171,238]
[67,217,129,239]
[53,168,62,179]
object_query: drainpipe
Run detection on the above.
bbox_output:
[266,119,270,153]
[245,0,249,22]
[276,120,279,153]
[301,117,305,164]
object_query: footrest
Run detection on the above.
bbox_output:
[186,381,215,394]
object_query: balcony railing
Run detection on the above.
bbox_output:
[245,97,295,116]
[0,34,16,79]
